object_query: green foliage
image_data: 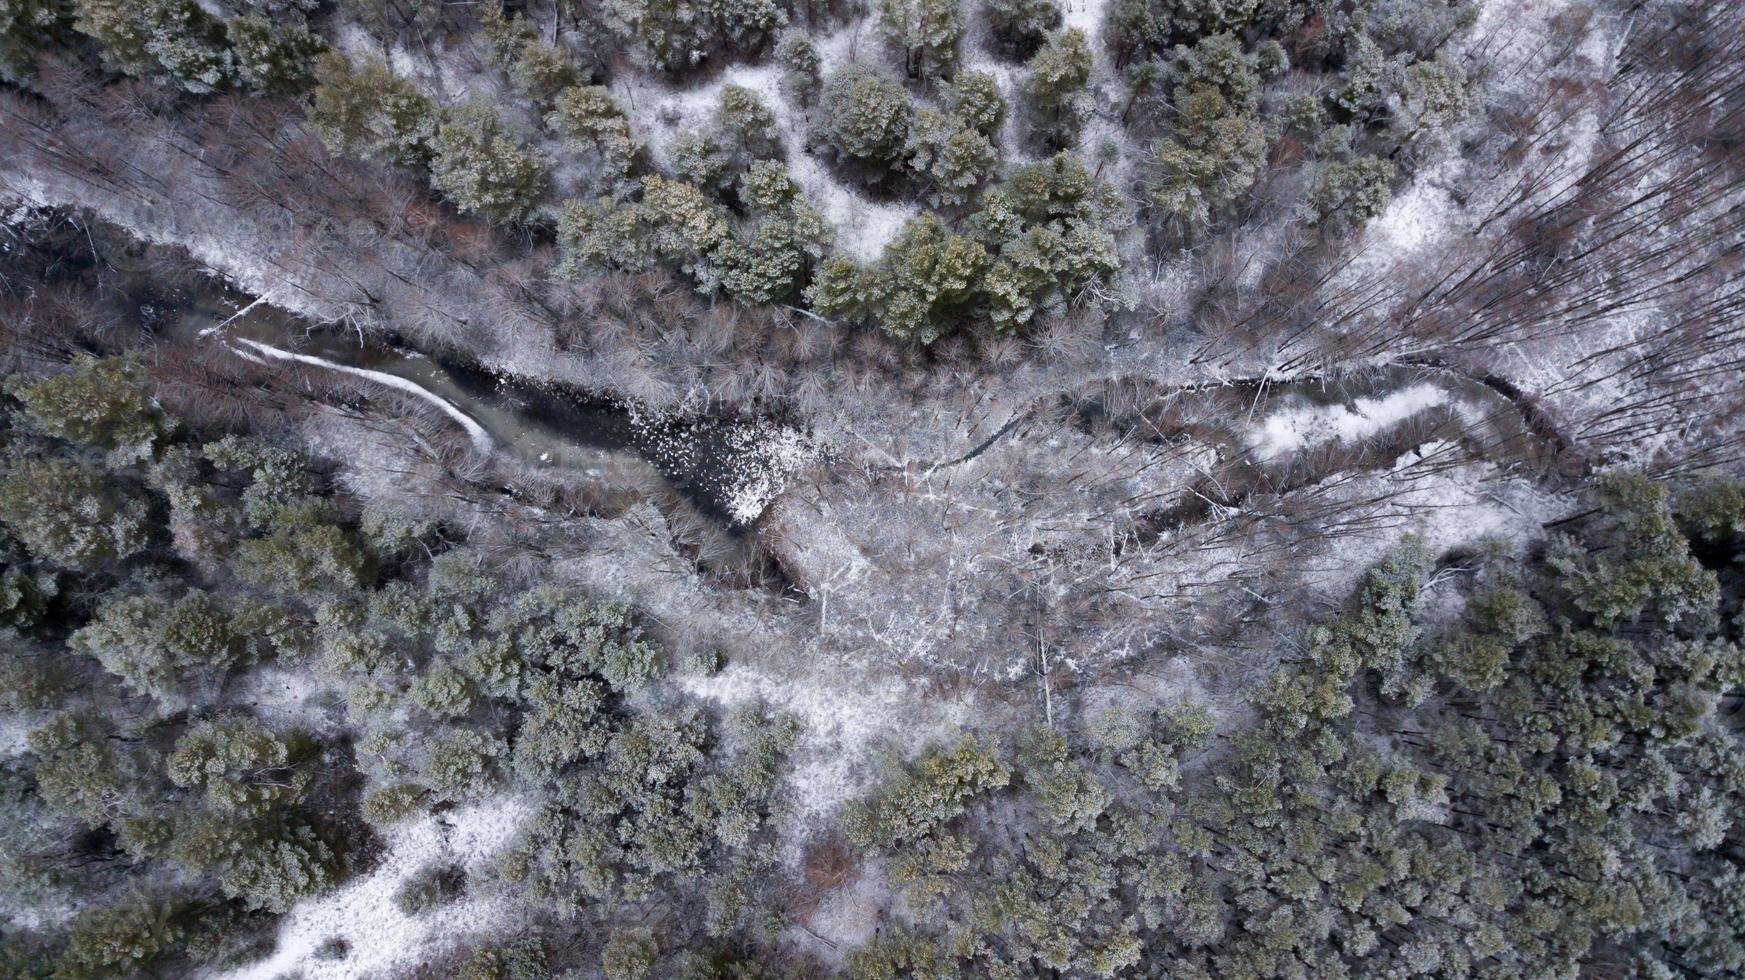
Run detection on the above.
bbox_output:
[27,711,139,829]
[420,726,505,801]
[1547,471,1718,631]
[167,715,311,815]
[1310,155,1395,230]
[234,498,374,594]
[878,0,962,80]
[547,85,636,185]
[0,559,56,633]
[845,468,1745,977]
[848,924,957,979]
[51,894,183,980]
[72,0,231,92]
[559,169,828,305]
[602,0,787,73]
[903,107,1000,208]
[74,589,253,699]
[809,152,1123,337]
[602,929,660,979]
[0,355,794,964]
[835,214,989,343]
[307,52,438,167]
[1087,701,1213,791]
[844,736,1009,851]
[943,70,1008,139]
[175,814,339,912]
[362,782,430,825]
[0,0,66,81]
[1025,27,1092,138]
[973,152,1125,328]
[1107,0,1259,61]
[430,105,553,224]
[0,459,153,571]
[412,659,480,718]
[680,645,724,676]
[512,675,608,779]
[482,4,579,104]
[1142,33,1267,238]
[1396,53,1471,144]
[9,357,165,460]
[814,64,915,171]
[1680,478,1745,545]
[227,15,323,92]
[456,935,550,980]
[774,31,821,105]
[393,863,466,914]
[202,434,320,527]
[719,84,783,163]
[1020,726,1110,831]
[667,131,735,196]
[502,702,796,925]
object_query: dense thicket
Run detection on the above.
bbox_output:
[839,472,1745,977]
[0,350,800,978]
[0,0,1476,348]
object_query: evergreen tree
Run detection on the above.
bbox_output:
[813,64,915,173]
[430,105,553,224]
[307,53,439,168]
[878,0,962,81]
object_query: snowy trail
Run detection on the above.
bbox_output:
[228,338,495,453]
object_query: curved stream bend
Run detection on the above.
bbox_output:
[227,338,495,454]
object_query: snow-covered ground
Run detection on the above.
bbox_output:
[1341,0,1620,284]
[213,797,537,980]
[612,44,919,263]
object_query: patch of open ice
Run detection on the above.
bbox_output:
[1246,383,1451,462]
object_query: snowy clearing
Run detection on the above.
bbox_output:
[212,797,537,980]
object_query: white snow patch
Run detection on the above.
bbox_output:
[720,424,819,525]
[0,715,32,759]
[790,156,920,262]
[1342,0,1618,281]
[813,20,876,77]
[1246,383,1452,461]
[807,872,886,947]
[1060,0,1109,48]
[1350,158,1463,266]
[211,796,537,980]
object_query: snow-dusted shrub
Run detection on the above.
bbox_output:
[943,69,1008,138]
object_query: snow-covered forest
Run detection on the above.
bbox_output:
[3,0,1745,976]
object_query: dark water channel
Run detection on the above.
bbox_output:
[9,208,779,528]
